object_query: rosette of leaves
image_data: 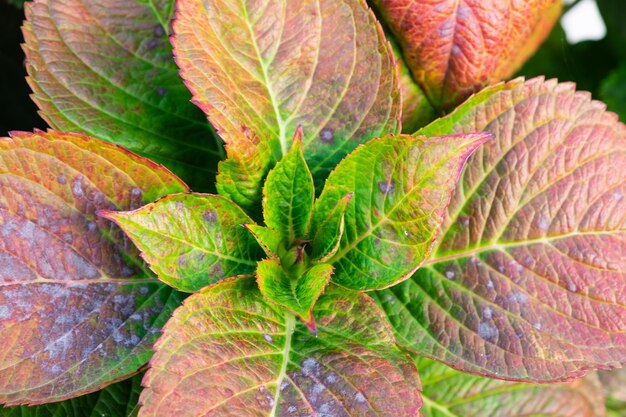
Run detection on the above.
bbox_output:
[0,0,625,416]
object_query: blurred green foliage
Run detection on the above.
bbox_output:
[4,0,25,7]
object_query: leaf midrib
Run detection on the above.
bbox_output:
[269,313,295,417]
[424,229,624,267]
[240,1,288,156]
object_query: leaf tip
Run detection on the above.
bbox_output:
[96,209,118,222]
[304,316,318,336]
[293,125,304,144]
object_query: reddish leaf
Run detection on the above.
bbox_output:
[372,0,562,111]
[376,78,626,382]
[172,0,400,210]
[0,130,186,405]
[139,277,421,417]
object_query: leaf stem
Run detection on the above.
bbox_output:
[269,312,295,416]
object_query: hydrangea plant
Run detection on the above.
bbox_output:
[1,0,625,416]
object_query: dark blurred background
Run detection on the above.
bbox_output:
[0,0,46,136]
[1,0,625,137]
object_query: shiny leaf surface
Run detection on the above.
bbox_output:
[310,193,352,262]
[317,133,490,290]
[376,77,626,382]
[262,133,314,244]
[0,130,186,405]
[172,0,400,210]
[257,259,333,332]
[139,277,421,417]
[372,0,562,111]
[102,194,262,293]
[245,224,282,260]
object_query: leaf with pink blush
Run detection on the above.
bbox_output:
[375,77,626,382]
[372,0,562,111]
[172,0,400,211]
[138,277,421,417]
[0,130,186,405]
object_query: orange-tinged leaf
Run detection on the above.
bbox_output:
[139,277,421,417]
[0,130,186,405]
[376,77,626,382]
[172,0,400,210]
[372,0,562,111]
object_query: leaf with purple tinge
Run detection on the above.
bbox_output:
[375,77,626,382]
[138,276,421,417]
[371,0,562,111]
[22,0,223,191]
[315,133,491,290]
[417,357,606,417]
[101,194,263,293]
[172,0,400,211]
[0,130,187,405]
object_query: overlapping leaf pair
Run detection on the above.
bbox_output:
[1,0,626,415]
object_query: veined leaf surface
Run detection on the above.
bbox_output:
[139,277,421,417]
[102,193,263,293]
[22,0,223,191]
[316,133,490,290]
[372,0,562,111]
[256,259,333,333]
[0,373,143,417]
[172,0,400,210]
[0,131,186,405]
[376,77,626,382]
[262,134,314,244]
[417,357,606,417]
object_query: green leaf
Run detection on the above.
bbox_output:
[310,193,352,262]
[597,0,626,59]
[172,0,400,211]
[22,0,223,191]
[257,259,333,333]
[316,133,490,290]
[417,357,606,417]
[0,373,143,416]
[599,368,626,411]
[139,277,421,417]
[517,24,619,98]
[4,0,25,8]
[101,194,262,293]
[376,77,626,382]
[371,0,562,111]
[600,62,626,122]
[244,224,282,259]
[262,131,314,244]
[0,130,186,405]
